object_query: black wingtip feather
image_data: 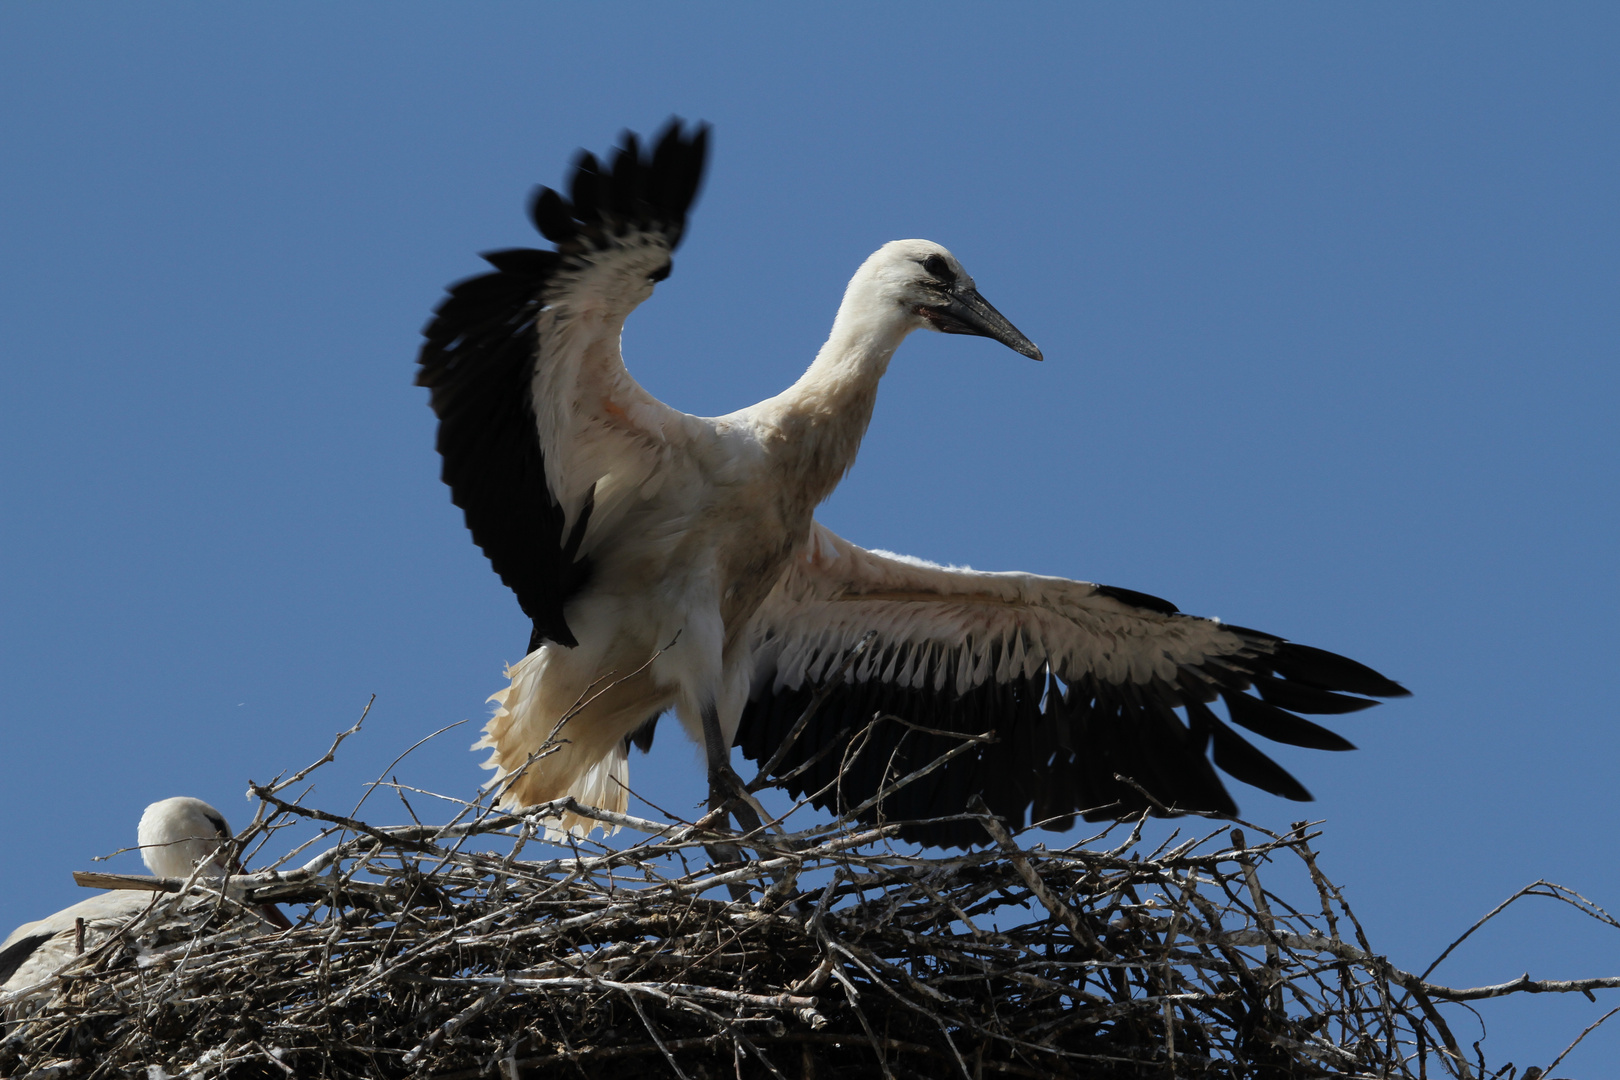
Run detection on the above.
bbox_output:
[479,248,554,276]
[1222,691,1357,751]
[523,119,708,256]
[528,187,575,244]
[1193,702,1314,802]
[0,933,50,987]
[569,152,601,221]
[1273,643,1410,698]
[1250,672,1379,715]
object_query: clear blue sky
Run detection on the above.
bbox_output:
[2,5,1616,1069]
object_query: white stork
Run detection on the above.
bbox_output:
[0,798,286,1003]
[417,121,1407,848]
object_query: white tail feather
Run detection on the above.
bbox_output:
[474,653,630,841]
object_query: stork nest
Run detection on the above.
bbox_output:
[2,718,1613,1080]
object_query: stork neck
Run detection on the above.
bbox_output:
[798,304,908,409]
[772,296,913,506]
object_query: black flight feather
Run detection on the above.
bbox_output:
[1272,642,1410,698]
[1197,701,1313,802]
[1249,672,1379,715]
[1222,690,1357,751]
[0,933,50,987]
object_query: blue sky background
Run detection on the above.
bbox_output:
[2,5,1617,1069]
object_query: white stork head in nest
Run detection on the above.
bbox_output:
[2,797,288,1006]
[137,796,238,879]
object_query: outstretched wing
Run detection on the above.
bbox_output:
[737,524,1408,847]
[417,121,709,648]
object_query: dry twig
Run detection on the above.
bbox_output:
[3,712,1614,1080]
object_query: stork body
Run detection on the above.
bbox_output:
[1,798,282,1005]
[419,123,1407,847]
[467,233,1010,830]
[1,891,162,1009]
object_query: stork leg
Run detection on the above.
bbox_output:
[700,704,767,896]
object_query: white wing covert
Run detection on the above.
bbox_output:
[738,525,1408,847]
[1,892,154,994]
[417,122,709,649]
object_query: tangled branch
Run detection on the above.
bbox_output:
[2,712,1613,1080]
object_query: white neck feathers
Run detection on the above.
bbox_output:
[762,251,922,504]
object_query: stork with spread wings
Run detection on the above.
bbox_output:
[417,121,1407,847]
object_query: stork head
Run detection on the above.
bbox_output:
[137,797,235,879]
[863,240,1042,361]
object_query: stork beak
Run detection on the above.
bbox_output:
[922,286,1043,361]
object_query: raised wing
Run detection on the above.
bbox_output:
[416,121,709,648]
[737,524,1408,847]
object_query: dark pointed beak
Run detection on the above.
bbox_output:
[921,286,1043,361]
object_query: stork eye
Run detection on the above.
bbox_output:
[922,254,956,285]
[648,262,672,283]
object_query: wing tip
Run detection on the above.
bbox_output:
[1272,641,1411,700]
[518,119,711,258]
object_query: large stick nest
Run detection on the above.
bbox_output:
[2,716,1613,1080]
